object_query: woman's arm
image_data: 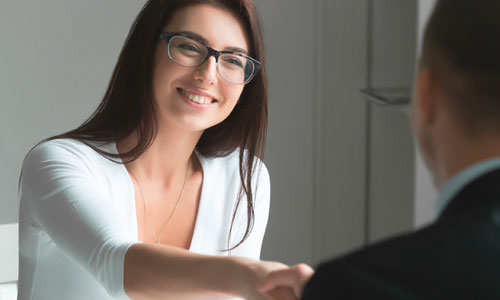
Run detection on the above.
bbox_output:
[124,243,287,299]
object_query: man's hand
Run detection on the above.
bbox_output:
[257,263,315,299]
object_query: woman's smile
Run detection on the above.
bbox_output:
[177,87,218,109]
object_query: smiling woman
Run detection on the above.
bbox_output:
[17,0,292,299]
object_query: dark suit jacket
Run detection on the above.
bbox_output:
[302,168,500,299]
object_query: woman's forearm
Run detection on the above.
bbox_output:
[123,243,259,299]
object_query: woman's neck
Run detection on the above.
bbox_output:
[117,125,203,186]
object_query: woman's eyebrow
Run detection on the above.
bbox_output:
[178,30,248,55]
[224,46,248,55]
[178,31,208,44]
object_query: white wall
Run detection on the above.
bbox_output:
[0,223,18,283]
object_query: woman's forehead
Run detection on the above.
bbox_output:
[164,4,249,53]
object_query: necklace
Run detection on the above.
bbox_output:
[129,160,190,244]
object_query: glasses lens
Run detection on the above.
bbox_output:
[218,53,255,84]
[167,36,207,67]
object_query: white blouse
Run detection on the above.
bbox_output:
[18,139,270,300]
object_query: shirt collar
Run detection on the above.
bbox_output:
[436,157,500,216]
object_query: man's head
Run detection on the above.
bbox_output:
[411,0,500,186]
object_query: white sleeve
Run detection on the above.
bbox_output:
[229,161,271,260]
[20,142,134,298]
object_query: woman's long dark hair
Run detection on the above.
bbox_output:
[42,0,268,251]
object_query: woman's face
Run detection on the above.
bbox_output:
[152,4,249,133]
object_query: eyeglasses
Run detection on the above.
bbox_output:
[158,32,261,85]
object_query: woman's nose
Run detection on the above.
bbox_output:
[193,56,218,86]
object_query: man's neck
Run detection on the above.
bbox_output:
[436,136,500,188]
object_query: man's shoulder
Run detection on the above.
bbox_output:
[307,226,437,291]
[303,220,500,299]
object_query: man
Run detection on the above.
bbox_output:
[259,0,500,298]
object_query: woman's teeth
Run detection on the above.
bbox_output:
[181,89,213,104]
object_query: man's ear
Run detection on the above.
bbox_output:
[413,68,437,129]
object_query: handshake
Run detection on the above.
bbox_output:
[253,261,315,300]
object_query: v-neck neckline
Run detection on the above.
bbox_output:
[112,142,206,251]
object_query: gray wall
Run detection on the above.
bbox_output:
[262,0,417,265]
[254,0,316,265]
[1,0,419,267]
[367,0,416,242]
[414,0,438,228]
[0,0,147,224]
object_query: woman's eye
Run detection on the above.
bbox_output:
[224,57,244,68]
[178,43,200,53]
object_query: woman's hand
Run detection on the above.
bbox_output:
[256,263,315,299]
[232,257,293,300]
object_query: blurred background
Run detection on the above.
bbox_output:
[0,0,438,293]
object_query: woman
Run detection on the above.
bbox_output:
[18,0,291,299]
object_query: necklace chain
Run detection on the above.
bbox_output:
[130,161,190,244]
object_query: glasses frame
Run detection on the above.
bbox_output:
[158,32,261,85]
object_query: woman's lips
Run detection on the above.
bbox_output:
[177,88,217,109]
[178,88,218,104]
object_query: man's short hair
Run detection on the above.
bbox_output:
[420,0,500,133]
